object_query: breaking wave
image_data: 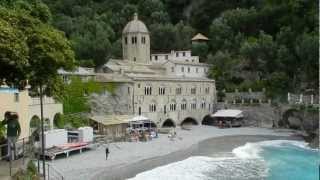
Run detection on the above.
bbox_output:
[128,140,317,180]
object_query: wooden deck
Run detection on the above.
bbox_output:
[40,143,97,160]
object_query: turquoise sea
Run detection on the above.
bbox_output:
[129,140,319,180]
[262,141,319,180]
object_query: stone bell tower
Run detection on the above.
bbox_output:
[122,13,150,64]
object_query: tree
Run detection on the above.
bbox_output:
[0,12,29,86]
[174,21,195,50]
[0,2,75,177]
[149,23,176,52]
[209,18,234,54]
[0,4,75,89]
[192,43,208,61]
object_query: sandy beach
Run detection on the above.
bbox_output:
[48,126,302,180]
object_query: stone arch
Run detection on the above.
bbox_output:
[53,113,64,129]
[181,117,198,126]
[29,115,40,142]
[30,115,40,132]
[280,108,303,129]
[202,114,214,126]
[162,119,176,128]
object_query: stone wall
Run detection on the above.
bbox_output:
[215,103,278,128]
[221,88,267,103]
[133,79,216,126]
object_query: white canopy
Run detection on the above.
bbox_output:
[126,115,150,122]
[211,109,243,118]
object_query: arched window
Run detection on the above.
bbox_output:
[159,86,165,95]
[205,87,210,94]
[181,99,187,110]
[145,85,152,95]
[176,85,182,95]
[141,36,146,44]
[149,100,157,112]
[169,100,176,111]
[201,99,206,109]
[191,99,197,110]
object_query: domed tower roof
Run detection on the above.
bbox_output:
[123,13,149,34]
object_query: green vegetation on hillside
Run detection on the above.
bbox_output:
[1,0,318,99]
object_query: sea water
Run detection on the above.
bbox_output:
[128,140,319,180]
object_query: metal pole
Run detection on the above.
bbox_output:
[22,138,25,165]
[37,147,40,173]
[40,84,46,179]
[47,164,49,180]
[9,142,11,176]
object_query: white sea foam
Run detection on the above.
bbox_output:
[128,140,311,180]
[232,140,314,159]
[128,156,267,180]
[128,156,218,180]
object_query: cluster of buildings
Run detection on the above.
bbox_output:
[0,13,216,140]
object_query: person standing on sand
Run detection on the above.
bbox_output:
[105,146,109,160]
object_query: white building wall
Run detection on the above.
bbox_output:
[151,50,199,64]
[28,97,63,131]
[0,89,63,139]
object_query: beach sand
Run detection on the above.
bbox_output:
[49,126,301,180]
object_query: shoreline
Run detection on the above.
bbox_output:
[49,126,302,180]
[94,135,303,180]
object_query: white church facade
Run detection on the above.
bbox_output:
[93,13,217,127]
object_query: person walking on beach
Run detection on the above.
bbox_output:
[105,146,109,160]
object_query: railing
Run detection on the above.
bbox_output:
[46,163,64,180]
[287,93,319,105]
[0,137,29,176]
[0,136,65,179]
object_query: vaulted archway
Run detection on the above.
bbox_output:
[181,117,198,126]
[162,119,176,128]
[202,115,214,126]
[53,113,64,129]
[29,115,40,142]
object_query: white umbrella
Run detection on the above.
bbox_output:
[211,109,243,118]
